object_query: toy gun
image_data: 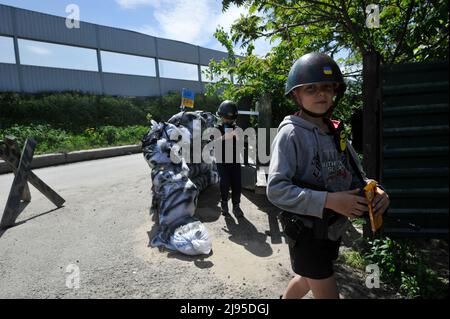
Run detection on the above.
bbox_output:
[362,178,420,234]
[345,147,384,234]
[347,146,419,234]
[362,179,383,234]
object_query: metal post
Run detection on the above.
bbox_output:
[154,37,162,97]
[95,25,105,95]
[11,7,24,92]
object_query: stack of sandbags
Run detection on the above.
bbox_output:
[142,111,218,255]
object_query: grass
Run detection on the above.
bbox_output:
[0,124,149,155]
[339,249,367,270]
[339,236,449,299]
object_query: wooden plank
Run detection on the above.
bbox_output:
[1,137,65,208]
[0,139,36,228]
[27,171,65,207]
[362,52,382,237]
[362,52,381,181]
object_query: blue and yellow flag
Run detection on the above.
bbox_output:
[323,66,333,75]
[181,88,195,109]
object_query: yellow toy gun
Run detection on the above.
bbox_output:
[363,179,383,234]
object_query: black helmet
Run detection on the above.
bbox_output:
[217,100,238,120]
[285,52,346,109]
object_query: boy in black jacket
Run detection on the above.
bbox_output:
[215,100,243,218]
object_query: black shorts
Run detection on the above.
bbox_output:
[287,227,341,280]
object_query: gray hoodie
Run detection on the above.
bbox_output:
[267,115,365,241]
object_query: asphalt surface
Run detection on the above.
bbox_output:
[0,154,293,299]
[0,154,401,299]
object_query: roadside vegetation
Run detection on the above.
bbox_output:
[0,91,220,154]
[339,221,448,299]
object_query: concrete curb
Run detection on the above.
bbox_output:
[0,144,142,174]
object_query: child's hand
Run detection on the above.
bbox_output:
[373,188,390,215]
[325,189,369,219]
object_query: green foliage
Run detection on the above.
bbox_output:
[206,0,448,127]
[365,238,406,280]
[351,217,367,227]
[147,92,220,122]
[0,92,149,131]
[0,91,221,131]
[339,249,367,270]
[0,124,149,155]
[364,237,448,299]
[221,0,448,64]
[0,91,221,154]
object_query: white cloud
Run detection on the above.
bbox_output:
[214,3,247,33]
[128,1,246,46]
[153,0,211,44]
[116,0,155,9]
[126,1,277,55]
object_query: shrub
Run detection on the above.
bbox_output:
[0,91,221,131]
[0,124,148,155]
[363,237,449,299]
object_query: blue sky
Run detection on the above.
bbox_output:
[0,0,276,56]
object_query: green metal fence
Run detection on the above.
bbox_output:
[380,60,448,237]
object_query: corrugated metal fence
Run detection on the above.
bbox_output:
[363,53,448,238]
[381,60,448,237]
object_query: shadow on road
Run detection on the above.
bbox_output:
[167,249,214,269]
[222,215,273,257]
[0,206,64,239]
[241,189,284,245]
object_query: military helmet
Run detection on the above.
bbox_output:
[285,52,346,101]
[217,100,238,120]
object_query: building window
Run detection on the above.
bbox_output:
[18,39,98,71]
[0,36,16,64]
[200,64,231,83]
[158,59,198,81]
[101,51,156,77]
[200,65,212,82]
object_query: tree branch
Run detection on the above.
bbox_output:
[343,69,363,76]
[406,30,450,62]
[389,0,415,64]
[337,0,368,55]
[256,18,332,37]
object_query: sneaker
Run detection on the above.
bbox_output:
[232,205,244,218]
[221,201,230,216]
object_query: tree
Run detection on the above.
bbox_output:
[205,0,448,124]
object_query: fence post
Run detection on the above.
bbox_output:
[362,52,381,238]
[257,93,272,161]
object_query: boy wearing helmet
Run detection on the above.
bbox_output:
[267,53,390,299]
[215,100,244,218]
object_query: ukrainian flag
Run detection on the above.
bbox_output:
[181,88,195,108]
[323,66,333,75]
